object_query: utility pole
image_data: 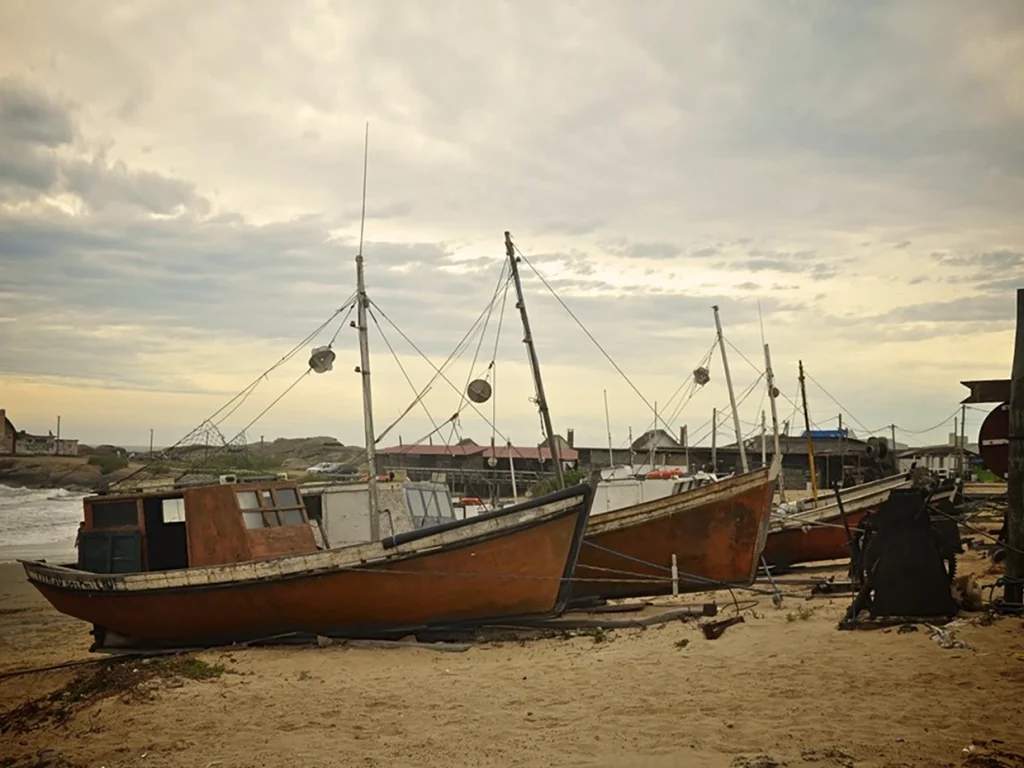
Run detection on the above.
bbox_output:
[506,231,564,489]
[711,407,718,470]
[954,405,962,483]
[839,413,845,485]
[799,360,819,504]
[764,343,785,501]
[713,305,748,472]
[682,425,690,473]
[603,389,614,469]
[649,401,658,469]
[890,424,897,454]
[149,428,154,459]
[55,415,60,456]
[628,426,634,467]
[1005,288,1024,604]
[355,123,380,539]
[953,416,959,478]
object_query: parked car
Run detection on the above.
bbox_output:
[305,462,358,475]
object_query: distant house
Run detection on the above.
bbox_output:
[0,409,15,455]
[898,433,978,475]
[0,409,79,456]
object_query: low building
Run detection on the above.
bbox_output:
[0,409,14,455]
[898,433,979,476]
[0,409,79,456]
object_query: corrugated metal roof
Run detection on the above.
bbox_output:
[377,445,486,456]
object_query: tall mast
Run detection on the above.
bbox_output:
[505,231,564,490]
[764,343,785,501]
[713,305,749,472]
[355,123,379,538]
[799,360,818,504]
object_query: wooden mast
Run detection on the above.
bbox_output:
[799,360,819,504]
[506,231,564,490]
[764,343,786,501]
[713,305,749,472]
[355,123,380,538]
[1006,288,1024,604]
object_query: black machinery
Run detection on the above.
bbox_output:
[840,486,963,629]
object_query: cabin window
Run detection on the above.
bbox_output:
[92,500,139,529]
[161,498,186,524]
[242,511,266,529]
[236,486,306,529]
[275,488,300,507]
[236,491,260,510]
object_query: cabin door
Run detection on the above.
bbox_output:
[142,497,190,571]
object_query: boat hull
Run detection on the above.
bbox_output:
[761,509,871,567]
[23,486,592,648]
[762,481,957,568]
[570,461,778,601]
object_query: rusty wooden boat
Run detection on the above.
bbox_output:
[570,455,780,601]
[761,474,958,569]
[21,478,593,650]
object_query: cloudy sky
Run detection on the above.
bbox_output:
[1,0,1021,454]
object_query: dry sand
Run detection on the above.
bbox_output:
[2,552,1023,768]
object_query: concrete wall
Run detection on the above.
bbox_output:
[0,410,14,455]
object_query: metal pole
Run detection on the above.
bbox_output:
[355,123,379,539]
[1005,288,1024,604]
[508,439,519,504]
[649,401,657,469]
[603,389,614,469]
[713,305,748,472]
[799,360,819,504]
[711,407,717,470]
[764,343,785,501]
[761,411,767,467]
[953,416,959,478]
[506,231,564,490]
[954,403,962,481]
[839,413,844,485]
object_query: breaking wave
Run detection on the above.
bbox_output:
[0,483,86,548]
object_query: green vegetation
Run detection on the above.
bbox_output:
[786,605,815,622]
[530,468,587,497]
[87,454,129,474]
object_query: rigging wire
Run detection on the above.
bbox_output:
[367,308,441,442]
[370,300,513,446]
[513,244,678,436]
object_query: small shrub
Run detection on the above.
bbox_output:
[87,455,128,475]
[675,638,690,649]
[786,606,815,623]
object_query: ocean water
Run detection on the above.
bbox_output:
[0,483,86,563]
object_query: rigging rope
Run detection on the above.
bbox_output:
[514,244,679,437]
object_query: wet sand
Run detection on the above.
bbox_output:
[2,553,1023,767]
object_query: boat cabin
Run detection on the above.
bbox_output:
[77,480,316,574]
[300,477,457,547]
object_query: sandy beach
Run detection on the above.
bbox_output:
[2,545,1023,768]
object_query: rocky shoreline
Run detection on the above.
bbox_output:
[0,458,136,492]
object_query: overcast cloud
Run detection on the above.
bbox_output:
[0,0,1021,450]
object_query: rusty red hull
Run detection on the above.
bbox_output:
[761,508,870,567]
[571,462,778,601]
[762,482,958,568]
[23,487,592,648]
